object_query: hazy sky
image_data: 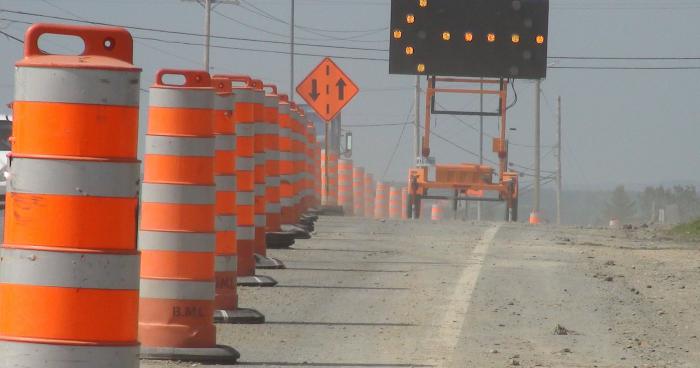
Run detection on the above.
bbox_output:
[1,0,699,191]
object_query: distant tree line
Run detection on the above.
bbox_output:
[605,185,700,224]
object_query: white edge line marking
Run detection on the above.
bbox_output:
[437,225,500,367]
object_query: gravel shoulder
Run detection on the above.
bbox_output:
[6,207,686,368]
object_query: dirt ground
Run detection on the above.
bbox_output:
[135,216,700,368]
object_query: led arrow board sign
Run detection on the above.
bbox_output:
[389,0,550,79]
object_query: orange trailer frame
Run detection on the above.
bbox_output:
[408,77,519,221]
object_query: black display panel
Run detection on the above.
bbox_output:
[389,0,549,79]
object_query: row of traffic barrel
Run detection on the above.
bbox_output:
[0,24,323,366]
[325,156,450,221]
[326,157,409,220]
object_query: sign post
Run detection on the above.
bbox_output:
[297,57,359,208]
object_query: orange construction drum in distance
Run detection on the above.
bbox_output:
[388,186,402,220]
[364,173,375,218]
[138,69,238,363]
[374,181,390,219]
[337,159,354,215]
[353,167,365,216]
[1,23,141,368]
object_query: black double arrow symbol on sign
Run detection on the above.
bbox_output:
[308,78,347,102]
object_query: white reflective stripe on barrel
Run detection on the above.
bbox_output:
[254,122,269,134]
[145,135,215,157]
[254,153,265,165]
[15,67,140,106]
[7,157,140,198]
[0,340,139,368]
[140,279,214,300]
[215,135,236,150]
[0,248,139,290]
[214,94,233,110]
[138,231,216,252]
[266,203,281,213]
[236,226,255,240]
[141,183,215,204]
[149,88,213,109]
[216,215,236,231]
[236,157,254,171]
[237,123,254,137]
[255,185,265,196]
[215,175,236,191]
[267,176,280,186]
[215,255,237,272]
[236,192,255,205]
[232,88,254,103]
[254,215,266,227]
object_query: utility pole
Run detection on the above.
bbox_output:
[532,79,541,223]
[184,0,240,72]
[203,0,212,71]
[414,76,421,163]
[290,0,295,98]
[477,81,484,221]
[556,96,562,225]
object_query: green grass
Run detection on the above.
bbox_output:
[669,219,700,241]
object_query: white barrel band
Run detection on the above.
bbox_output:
[0,248,139,290]
[8,157,140,198]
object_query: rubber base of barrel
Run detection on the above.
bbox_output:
[280,224,312,239]
[214,308,265,324]
[140,345,239,364]
[237,275,278,287]
[255,253,286,269]
[301,214,318,222]
[266,231,297,249]
[319,205,344,216]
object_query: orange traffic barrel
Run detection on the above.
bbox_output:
[266,94,298,249]
[304,122,317,211]
[279,98,295,226]
[338,159,354,215]
[256,83,286,265]
[314,142,323,207]
[250,80,268,262]
[353,166,365,216]
[374,181,390,219]
[389,186,402,219]
[1,23,141,367]
[210,77,264,324]
[276,102,312,239]
[364,173,375,218]
[293,108,307,220]
[139,69,238,362]
[401,187,409,220]
[431,201,446,221]
[329,151,339,209]
[214,75,276,288]
[530,211,541,225]
[321,149,339,208]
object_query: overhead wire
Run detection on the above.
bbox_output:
[380,101,414,180]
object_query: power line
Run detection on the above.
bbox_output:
[0,16,387,62]
[8,8,700,65]
[1,9,388,53]
[381,101,414,179]
[0,29,22,43]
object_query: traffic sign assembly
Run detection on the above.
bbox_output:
[296,58,359,122]
[389,0,550,79]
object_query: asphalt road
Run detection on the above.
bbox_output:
[3,208,697,367]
